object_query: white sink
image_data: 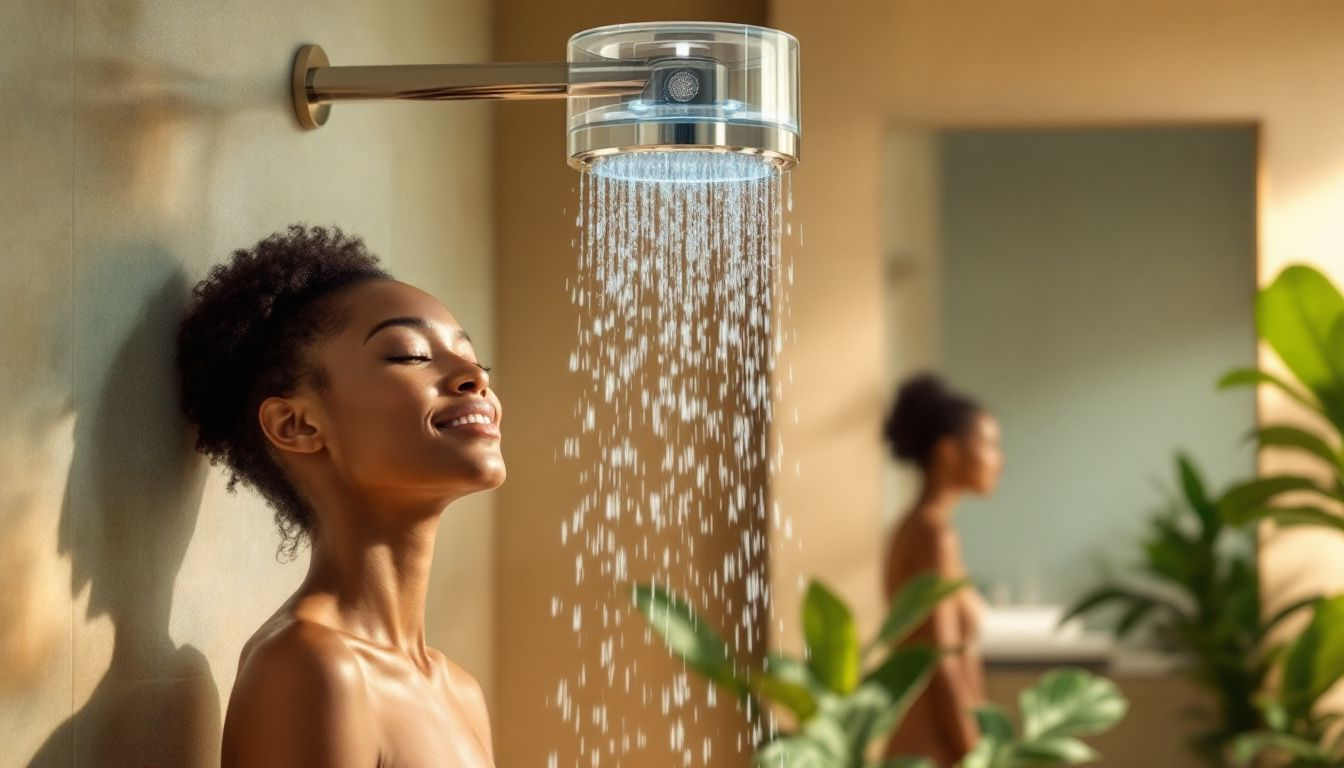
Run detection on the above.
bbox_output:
[981,605,1082,641]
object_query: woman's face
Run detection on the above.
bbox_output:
[295,279,505,505]
[955,412,1002,496]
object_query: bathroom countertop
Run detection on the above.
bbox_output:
[979,605,1185,676]
[983,636,1183,676]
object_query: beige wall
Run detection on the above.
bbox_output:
[0,1,494,765]
[769,0,1344,755]
[880,131,943,525]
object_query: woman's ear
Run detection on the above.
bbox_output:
[930,434,963,477]
[258,396,325,455]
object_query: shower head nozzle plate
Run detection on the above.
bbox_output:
[567,123,799,176]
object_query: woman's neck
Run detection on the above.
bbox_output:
[913,481,960,525]
[297,498,445,670]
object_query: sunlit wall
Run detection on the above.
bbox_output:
[0,1,494,765]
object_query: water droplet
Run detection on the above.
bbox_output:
[554,152,797,765]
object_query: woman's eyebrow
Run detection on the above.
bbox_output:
[362,316,471,345]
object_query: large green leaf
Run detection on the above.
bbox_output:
[961,682,1127,768]
[631,583,746,695]
[1280,595,1344,722]
[1330,717,1344,753]
[804,580,862,694]
[1253,425,1344,474]
[1178,454,1221,542]
[1018,668,1129,741]
[1224,505,1344,532]
[1257,265,1344,430]
[1229,730,1334,766]
[1218,367,1322,415]
[810,645,942,761]
[1114,597,1162,639]
[872,572,967,651]
[1263,595,1323,636]
[1217,556,1263,637]
[755,674,819,722]
[1009,736,1099,765]
[764,652,824,693]
[974,704,1015,743]
[856,645,941,747]
[1218,476,1332,522]
[1143,519,1197,585]
[825,687,894,760]
[958,734,1002,768]
[1061,586,1154,624]
[868,758,936,768]
[1261,697,1290,731]
[758,731,838,768]
[755,653,820,721]
[799,710,853,758]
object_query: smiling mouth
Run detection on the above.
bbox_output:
[437,413,494,428]
[433,415,500,439]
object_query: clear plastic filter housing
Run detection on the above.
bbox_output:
[567,22,801,182]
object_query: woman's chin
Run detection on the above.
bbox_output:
[477,461,506,489]
[458,454,506,489]
[402,453,505,498]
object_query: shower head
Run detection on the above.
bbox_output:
[291,22,799,181]
[566,23,800,181]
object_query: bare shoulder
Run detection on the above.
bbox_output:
[893,514,960,575]
[223,619,376,768]
[236,618,367,694]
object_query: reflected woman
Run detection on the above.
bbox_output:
[881,373,1002,767]
[176,225,503,767]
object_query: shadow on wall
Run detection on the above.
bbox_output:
[27,255,218,767]
[6,0,282,761]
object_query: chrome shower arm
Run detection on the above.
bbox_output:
[310,62,648,101]
[292,44,649,129]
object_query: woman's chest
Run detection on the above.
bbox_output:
[362,666,493,768]
[956,588,987,638]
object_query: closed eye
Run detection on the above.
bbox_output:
[385,355,492,372]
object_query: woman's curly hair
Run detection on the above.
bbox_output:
[883,373,982,468]
[176,224,390,560]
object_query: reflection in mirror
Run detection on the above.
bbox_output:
[883,125,1258,604]
[881,124,1258,762]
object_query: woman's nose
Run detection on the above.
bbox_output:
[447,362,490,394]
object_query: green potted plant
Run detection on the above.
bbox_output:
[1064,456,1314,765]
[1217,264,1344,533]
[958,669,1128,768]
[1230,595,1344,767]
[634,574,1127,767]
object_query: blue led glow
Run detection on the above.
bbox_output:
[589,151,776,184]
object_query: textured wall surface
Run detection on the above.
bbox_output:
[0,1,494,765]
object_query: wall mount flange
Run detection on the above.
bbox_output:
[292,44,331,130]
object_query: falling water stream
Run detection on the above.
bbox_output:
[548,151,795,768]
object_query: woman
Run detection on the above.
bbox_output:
[882,373,1002,767]
[176,225,503,767]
